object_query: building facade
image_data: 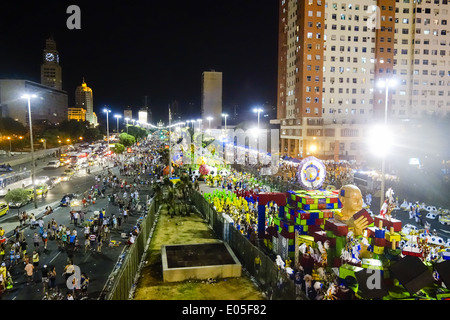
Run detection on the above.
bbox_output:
[275,0,450,161]
[0,79,68,126]
[40,38,63,90]
[68,107,86,121]
[75,79,97,126]
[124,107,132,120]
[201,71,222,129]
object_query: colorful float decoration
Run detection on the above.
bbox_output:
[297,156,326,190]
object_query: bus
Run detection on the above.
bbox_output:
[0,170,32,196]
[69,152,88,165]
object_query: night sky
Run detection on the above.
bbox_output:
[0,0,279,124]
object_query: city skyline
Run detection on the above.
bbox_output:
[0,0,278,123]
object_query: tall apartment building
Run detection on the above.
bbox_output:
[275,0,450,161]
[201,71,222,129]
[75,78,97,127]
[41,38,63,90]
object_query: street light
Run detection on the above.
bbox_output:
[197,119,202,131]
[376,78,397,210]
[40,139,46,150]
[6,137,11,154]
[114,114,122,133]
[221,113,228,131]
[253,108,263,129]
[103,108,111,149]
[21,93,38,208]
[125,117,130,133]
[206,116,213,131]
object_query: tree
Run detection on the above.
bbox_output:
[0,117,27,136]
[112,143,125,154]
[119,133,136,147]
[127,125,148,140]
[4,188,31,213]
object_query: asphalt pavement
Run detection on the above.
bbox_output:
[0,157,153,300]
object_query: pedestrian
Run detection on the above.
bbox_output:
[63,262,75,281]
[61,232,68,250]
[42,229,48,250]
[80,211,85,225]
[73,211,79,227]
[117,215,122,230]
[32,250,39,272]
[89,233,96,251]
[29,213,36,229]
[84,225,90,239]
[38,218,44,235]
[18,211,24,227]
[33,232,40,250]
[24,261,34,284]
[84,238,90,253]
[41,264,49,293]
[20,239,28,258]
[80,273,89,298]
[48,265,57,291]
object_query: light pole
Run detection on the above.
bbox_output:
[197,119,202,132]
[377,78,396,211]
[21,93,38,208]
[206,117,213,131]
[114,114,122,133]
[253,108,263,129]
[222,113,228,131]
[6,137,11,154]
[40,139,46,150]
[125,117,130,134]
[103,108,111,149]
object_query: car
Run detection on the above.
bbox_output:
[47,176,61,189]
[0,202,9,217]
[426,213,438,220]
[64,168,75,176]
[439,215,450,226]
[46,160,60,168]
[25,184,48,196]
[80,162,89,168]
[60,172,72,181]
[35,176,50,185]
[35,184,48,196]
[60,193,76,207]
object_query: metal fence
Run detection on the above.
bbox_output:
[193,191,305,300]
[103,199,158,300]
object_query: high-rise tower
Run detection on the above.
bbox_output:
[75,78,96,126]
[40,38,62,90]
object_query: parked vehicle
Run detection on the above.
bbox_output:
[46,160,60,168]
[60,194,76,207]
[0,202,9,217]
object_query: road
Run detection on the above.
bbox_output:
[0,156,153,300]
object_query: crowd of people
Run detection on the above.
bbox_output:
[0,138,169,300]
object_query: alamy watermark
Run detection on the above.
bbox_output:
[66,5,81,30]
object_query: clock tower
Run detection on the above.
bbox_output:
[40,37,62,90]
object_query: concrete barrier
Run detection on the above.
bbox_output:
[0,148,59,167]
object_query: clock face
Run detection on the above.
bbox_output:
[45,53,55,62]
